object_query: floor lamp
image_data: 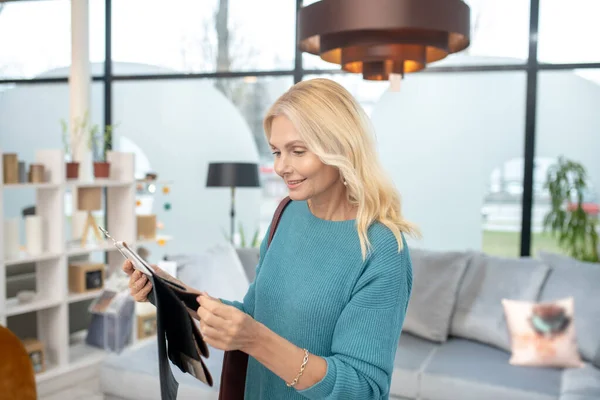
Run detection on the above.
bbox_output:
[206,162,261,245]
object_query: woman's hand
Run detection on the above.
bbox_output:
[197,293,261,353]
[122,259,197,302]
[122,260,154,302]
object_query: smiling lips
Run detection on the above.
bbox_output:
[286,178,306,188]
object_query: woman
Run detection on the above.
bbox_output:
[123,78,419,399]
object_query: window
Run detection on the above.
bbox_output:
[532,70,600,259]
[538,0,600,64]
[112,0,295,75]
[303,74,389,117]
[112,75,294,256]
[436,0,530,66]
[0,81,104,222]
[368,71,527,256]
[0,0,105,79]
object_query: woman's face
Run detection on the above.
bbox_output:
[269,115,342,202]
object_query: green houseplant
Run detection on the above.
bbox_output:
[543,156,599,262]
[60,112,114,179]
[238,223,260,248]
[222,223,261,248]
[90,123,114,179]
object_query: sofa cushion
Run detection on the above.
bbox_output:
[538,251,600,367]
[421,338,562,400]
[450,253,551,351]
[560,395,600,400]
[502,297,584,368]
[402,248,472,342]
[100,339,223,400]
[390,332,439,399]
[235,248,260,282]
[560,363,600,400]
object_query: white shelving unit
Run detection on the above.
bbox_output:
[0,148,168,384]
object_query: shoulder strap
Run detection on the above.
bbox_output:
[267,196,292,248]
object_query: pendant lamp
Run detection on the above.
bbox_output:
[298,0,471,82]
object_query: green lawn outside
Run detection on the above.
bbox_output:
[482,230,566,258]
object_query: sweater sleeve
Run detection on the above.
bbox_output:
[219,226,271,317]
[297,236,413,400]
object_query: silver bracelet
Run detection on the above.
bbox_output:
[286,349,310,388]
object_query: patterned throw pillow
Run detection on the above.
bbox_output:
[502,297,584,368]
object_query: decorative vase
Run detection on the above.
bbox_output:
[25,215,44,255]
[4,218,20,260]
[71,210,88,241]
[2,153,19,184]
[66,162,79,180]
[93,162,110,179]
[28,164,45,183]
[18,161,27,183]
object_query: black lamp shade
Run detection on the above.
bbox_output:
[206,162,261,188]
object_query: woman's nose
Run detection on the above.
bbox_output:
[275,155,293,176]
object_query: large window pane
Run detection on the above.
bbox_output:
[112,75,294,258]
[0,0,105,79]
[532,70,600,261]
[0,80,104,223]
[367,72,526,256]
[538,0,600,64]
[112,0,295,75]
[302,0,530,70]
[303,74,389,117]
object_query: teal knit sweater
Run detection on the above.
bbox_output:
[221,200,413,399]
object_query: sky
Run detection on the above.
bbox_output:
[0,0,599,82]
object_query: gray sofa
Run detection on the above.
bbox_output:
[100,246,600,400]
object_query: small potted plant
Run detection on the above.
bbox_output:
[90,124,114,179]
[60,115,89,180]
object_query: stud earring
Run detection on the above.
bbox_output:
[343,179,348,186]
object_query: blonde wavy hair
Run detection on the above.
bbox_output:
[263,78,420,259]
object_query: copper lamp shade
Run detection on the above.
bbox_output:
[298,0,471,81]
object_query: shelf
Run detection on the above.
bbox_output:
[35,330,108,384]
[3,182,61,190]
[68,290,103,304]
[35,362,60,383]
[66,179,134,188]
[1,149,143,383]
[69,330,108,365]
[5,296,63,317]
[4,251,62,266]
[136,235,173,247]
[66,240,115,256]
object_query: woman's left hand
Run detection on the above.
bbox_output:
[196,293,260,352]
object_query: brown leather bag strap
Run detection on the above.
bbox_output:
[267,196,291,248]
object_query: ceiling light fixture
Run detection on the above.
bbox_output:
[298,0,471,83]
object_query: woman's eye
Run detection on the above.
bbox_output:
[293,150,306,156]
[271,151,281,156]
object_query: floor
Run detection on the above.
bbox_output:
[40,376,103,400]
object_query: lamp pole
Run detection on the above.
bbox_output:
[230,186,235,245]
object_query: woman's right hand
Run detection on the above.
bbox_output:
[122,259,201,304]
[122,260,154,302]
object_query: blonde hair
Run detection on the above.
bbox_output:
[263,78,420,260]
